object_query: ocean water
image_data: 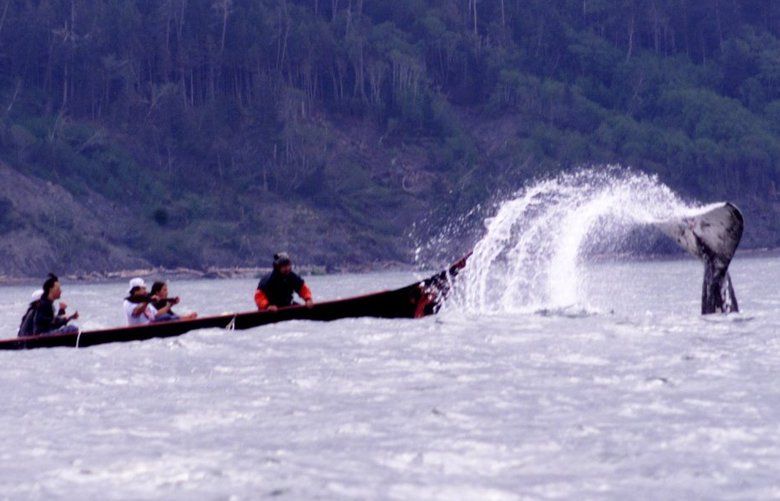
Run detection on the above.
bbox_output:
[2,169,778,499]
[0,255,778,500]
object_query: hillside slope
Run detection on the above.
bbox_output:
[1,1,779,277]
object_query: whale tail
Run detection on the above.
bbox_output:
[655,203,743,314]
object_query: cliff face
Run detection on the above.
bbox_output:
[0,162,150,278]
[2,105,777,280]
[0,118,446,278]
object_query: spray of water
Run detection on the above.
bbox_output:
[446,168,698,314]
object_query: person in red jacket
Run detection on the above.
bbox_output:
[254,253,313,311]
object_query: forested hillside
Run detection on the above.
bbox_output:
[1,0,779,276]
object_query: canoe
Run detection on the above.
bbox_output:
[0,257,468,351]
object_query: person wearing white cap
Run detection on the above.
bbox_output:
[17,289,44,337]
[123,277,157,326]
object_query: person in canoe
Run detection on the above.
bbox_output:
[254,252,313,312]
[32,274,79,335]
[17,289,43,337]
[149,281,197,322]
[124,277,158,326]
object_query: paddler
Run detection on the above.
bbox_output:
[17,289,43,337]
[124,277,157,326]
[254,252,313,311]
[32,274,79,335]
[149,281,197,321]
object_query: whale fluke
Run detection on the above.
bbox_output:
[655,203,744,314]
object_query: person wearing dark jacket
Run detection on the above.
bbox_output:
[32,274,79,335]
[17,289,43,337]
[254,253,313,311]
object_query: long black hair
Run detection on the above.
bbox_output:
[42,273,59,296]
[150,281,166,296]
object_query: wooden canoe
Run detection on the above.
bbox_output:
[0,257,468,351]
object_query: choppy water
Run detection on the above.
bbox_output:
[0,255,778,499]
[2,169,778,499]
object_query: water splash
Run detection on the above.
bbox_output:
[447,168,697,314]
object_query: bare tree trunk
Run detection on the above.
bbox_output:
[234,70,240,104]
[177,0,187,41]
[103,76,109,115]
[62,63,69,109]
[353,40,367,102]
[277,1,290,69]
[346,0,352,34]
[209,63,216,100]
[331,0,339,22]
[166,144,174,176]
[180,75,187,108]
[700,29,707,63]
[4,79,21,117]
[220,13,228,53]
[70,0,76,36]
[216,0,231,55]
[651,1,660,53]
[44,37,56,114]
[535,19,544,57]
[681,0,690,57]
[626,10,635,62]
[473,0,478,35]
[165,10,171,69]
[176,0,187,104]
[714,0,724,49]
[0,0,10,37]
[280,19,290,70]
[330,67,337,100]
[500,0,506,28]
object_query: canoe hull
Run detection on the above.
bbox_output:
[0,260,466,351]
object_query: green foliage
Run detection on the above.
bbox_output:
[766,100,780,134]
[1,0,780,267]
[153,209,169,227]
[0,197,13,234]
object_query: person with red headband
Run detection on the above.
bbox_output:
[254,253,313,312]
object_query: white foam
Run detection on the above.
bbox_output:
[448,168,694,314]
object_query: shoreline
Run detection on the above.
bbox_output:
[0,247,776,286]
[587,246,780,264]
[0,261,416,286]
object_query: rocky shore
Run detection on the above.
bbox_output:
[0,261,416,286]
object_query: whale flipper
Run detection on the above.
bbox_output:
[655,203,744,314]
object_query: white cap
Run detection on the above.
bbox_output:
[31,289,43,301]
[128,277,147,292]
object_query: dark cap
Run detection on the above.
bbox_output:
[273,252,292,268]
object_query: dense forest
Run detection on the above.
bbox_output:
[1,0,779,276]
